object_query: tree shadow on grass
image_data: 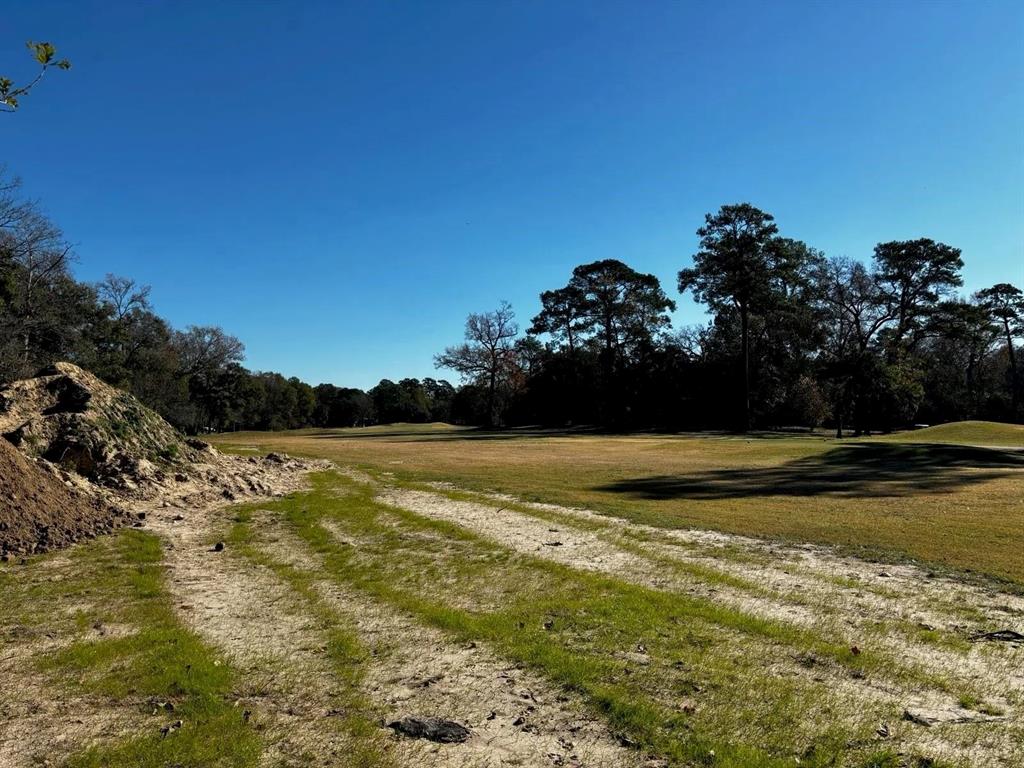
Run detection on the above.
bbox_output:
[308,425,605,442]
[596,443,1024,499]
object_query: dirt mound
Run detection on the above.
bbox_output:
[0,362,204,491]
[0,438,130,558]
[0,363,328,556]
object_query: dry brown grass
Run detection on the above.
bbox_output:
[211,422,1024,587]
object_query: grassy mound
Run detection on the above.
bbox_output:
[879,420,1024,446]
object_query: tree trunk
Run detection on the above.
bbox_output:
[740,306,750,432]
[1005,320,1019,413]
[487,367,497,428]
[601,317,616,426]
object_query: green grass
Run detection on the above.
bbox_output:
[228,470,973,768]
[210,420,1024,587]
[872,420,1024,446]
[0,530,260,768]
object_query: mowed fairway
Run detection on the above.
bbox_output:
[211,421,1024,588]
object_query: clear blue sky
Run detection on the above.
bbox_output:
[4,1,1022,389]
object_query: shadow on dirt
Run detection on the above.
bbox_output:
[596,443,1024,499]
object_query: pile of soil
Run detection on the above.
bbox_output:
[0,362,204,492]
[0,362,326,557]
[0,438,129,558]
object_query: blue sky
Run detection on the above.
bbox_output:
[4,1,1022,389]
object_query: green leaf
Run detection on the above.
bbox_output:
[29,41,56,65]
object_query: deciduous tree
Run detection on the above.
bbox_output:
[435,302,519,426]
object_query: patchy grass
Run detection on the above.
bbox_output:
[210,421,1024,586]
[227,470,982,768]
[225,505,401,768]
[0,530,260,768]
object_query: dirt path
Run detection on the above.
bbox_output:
[250,507,653,768]
[491,492,1024,633]
[5,458,1021,767]
[380,486,1024,677]
[145,493,364,766]
[1,459,651,768]
[138,459,649,768]
[372,481,1023,765]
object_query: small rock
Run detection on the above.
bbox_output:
[160,719,184,738]
[387,716,470,743]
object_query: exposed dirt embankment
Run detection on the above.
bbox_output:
[0,438,130,557]
[0,362,325,557]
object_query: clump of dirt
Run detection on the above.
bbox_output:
[0,438,129,558]
[0,362,204,489]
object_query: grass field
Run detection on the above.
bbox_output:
[5,421,1022,767]
[210,420,1024,588]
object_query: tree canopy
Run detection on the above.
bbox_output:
[2,166,1021,435]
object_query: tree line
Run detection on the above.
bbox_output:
[438,203,1023,433]
[3,169,1021,435]
[0,168,463,432]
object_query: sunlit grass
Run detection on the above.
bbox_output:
[228,471,976,767]
[210,421,1024,587]
[1,530,261,768]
